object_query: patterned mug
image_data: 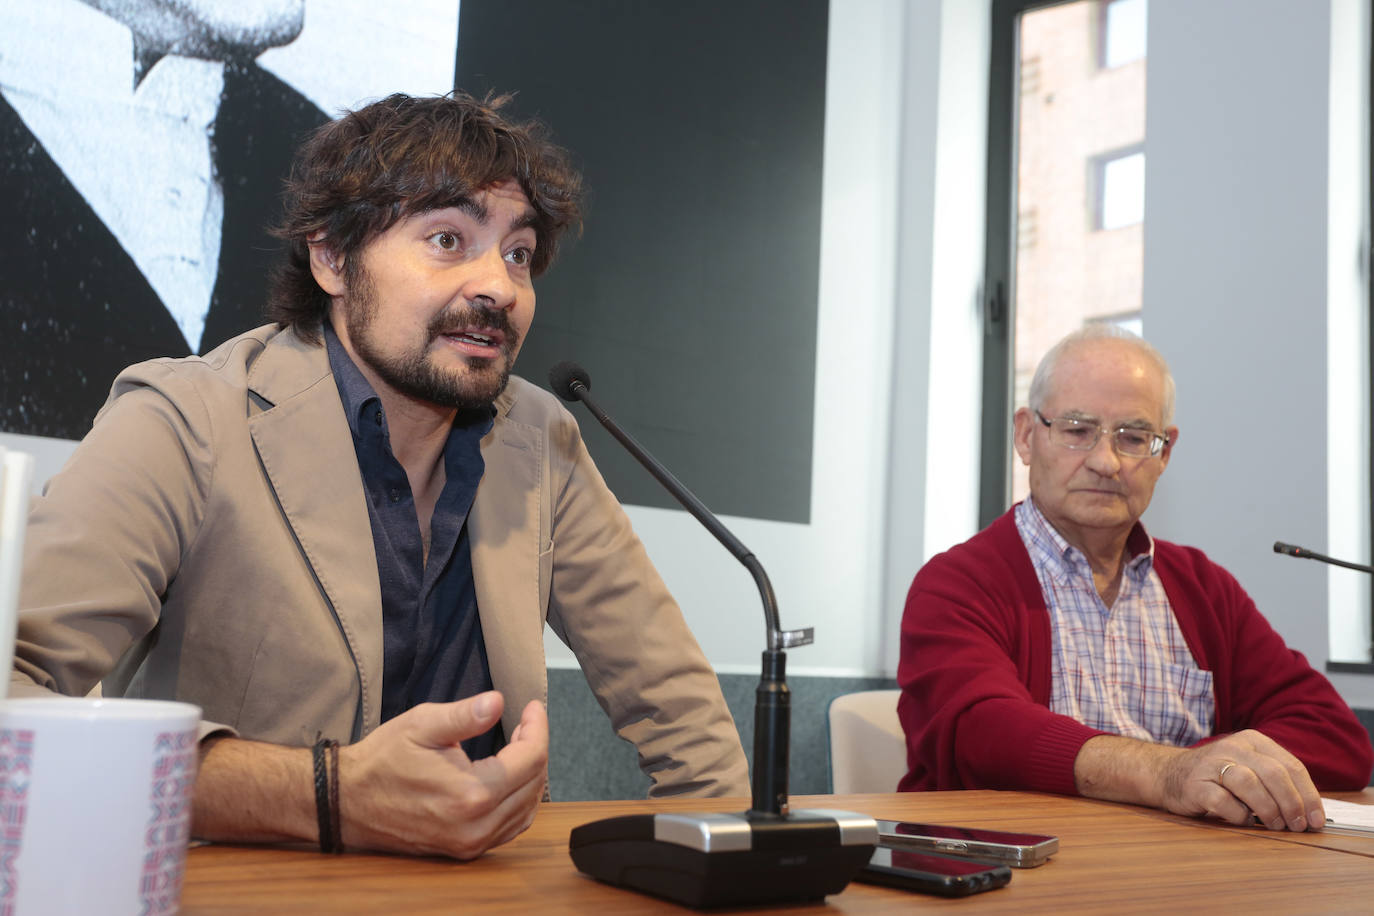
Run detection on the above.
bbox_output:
[0,698,200,915]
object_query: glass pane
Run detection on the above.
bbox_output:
[1099,151,1145,229]
[1009,0,1148,506]
[1102,0,1147,68]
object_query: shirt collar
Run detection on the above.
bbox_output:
[323,321,380,439]
[1020,496,1155,581]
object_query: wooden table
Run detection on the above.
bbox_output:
[179,790,1374,914]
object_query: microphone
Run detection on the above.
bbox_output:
[1273,541,1374,574]
[551,361,877,908]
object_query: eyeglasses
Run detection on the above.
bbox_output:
[1035,411,1168,458]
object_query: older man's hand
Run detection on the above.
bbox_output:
[1074,730,1325,832]
[1156,729,1324,831]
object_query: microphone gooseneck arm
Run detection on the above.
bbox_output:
[565,376,784,642]
[1273,541,1374,574]
[1273,540,1374,663]
[557,372,812,653]
[550,363,811,815]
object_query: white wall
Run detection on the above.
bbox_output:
[1145,0,1373,708]
[900,0,989,671]
[0,433,76,497]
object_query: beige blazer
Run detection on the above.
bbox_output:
[13,324,748,798]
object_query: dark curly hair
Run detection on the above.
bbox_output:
[266,90,583,342]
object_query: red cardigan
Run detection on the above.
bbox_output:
[897,509,1372,794]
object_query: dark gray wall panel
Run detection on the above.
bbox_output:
[456,0,829,523]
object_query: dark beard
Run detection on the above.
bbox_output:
[344,277,520,410]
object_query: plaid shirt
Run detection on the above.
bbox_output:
[1015,499,1214,746]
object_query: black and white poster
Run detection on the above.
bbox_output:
[2,0,828,525]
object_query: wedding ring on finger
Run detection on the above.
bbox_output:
[1219,762,1237,782]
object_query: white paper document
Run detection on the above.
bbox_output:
[1321,798,1374,834]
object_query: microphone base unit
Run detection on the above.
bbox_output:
[569,809,878,908]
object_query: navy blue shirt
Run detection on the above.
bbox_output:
[324,325,501,759]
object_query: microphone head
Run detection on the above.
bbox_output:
[548,361,591,402]
[1273,541,1300,557]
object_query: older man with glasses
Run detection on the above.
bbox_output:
[897,325,1371,831]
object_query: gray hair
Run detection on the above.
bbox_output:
[1027,324,1176,426]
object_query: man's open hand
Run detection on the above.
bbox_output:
[338,692,549,858]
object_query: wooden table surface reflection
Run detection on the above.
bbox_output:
[179,790,1374,914]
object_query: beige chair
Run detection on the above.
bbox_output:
[0,447,34,699]
[826,688,906,794]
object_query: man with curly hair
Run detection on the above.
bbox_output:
[13,91,748,858]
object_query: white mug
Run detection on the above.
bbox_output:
[0,448,35,702]
[0,697,201,915]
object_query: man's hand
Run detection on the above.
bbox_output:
[339,692,549,859]
[192,691,549,859]
[1074,730,1325,832]
[1156,730,1324,831]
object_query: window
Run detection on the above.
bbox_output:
[1094,147,1145,230]
[982,0,1148,518]
[1099,0,1147,69]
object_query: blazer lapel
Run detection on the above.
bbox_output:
[246,331,384,737]
[470,385,549,743]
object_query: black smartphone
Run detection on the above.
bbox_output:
[876,820,1059,867]
[855,846,1012,897]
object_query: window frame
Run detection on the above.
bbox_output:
[979,0,1074,527]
